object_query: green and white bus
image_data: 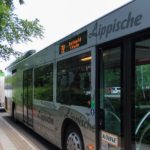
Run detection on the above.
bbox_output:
[5,0,150,149]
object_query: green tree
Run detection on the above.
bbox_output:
[0,0,44,60]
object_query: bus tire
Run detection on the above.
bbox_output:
[64,124,84,150]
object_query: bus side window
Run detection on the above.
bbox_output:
[83,73,90,90]
[57,52,91,107]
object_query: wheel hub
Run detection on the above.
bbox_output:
[66,132,82,150]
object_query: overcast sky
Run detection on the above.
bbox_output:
[0,0,132,71]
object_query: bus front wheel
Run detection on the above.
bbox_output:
[64,125,84,150]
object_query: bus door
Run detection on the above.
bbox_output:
[134,36,150,150]
[23,69,33,126]
[96,45,122,150]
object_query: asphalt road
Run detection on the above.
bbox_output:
[0,108,59,150]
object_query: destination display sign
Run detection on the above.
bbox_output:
[59,31,87,54]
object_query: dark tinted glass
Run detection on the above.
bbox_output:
[57,52,91,107]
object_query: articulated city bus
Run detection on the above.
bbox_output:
[5,0,150,150]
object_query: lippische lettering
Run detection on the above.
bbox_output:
[89,12,143,39]
[64,109,95,132]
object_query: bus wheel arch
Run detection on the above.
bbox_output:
[61,118,84,150]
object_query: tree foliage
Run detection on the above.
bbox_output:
[0,0,44,60]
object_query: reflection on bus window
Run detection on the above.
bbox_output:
[23,69,33,108]
[34,64,53,101]
[57,52,91,107]
[102,47,121,136]
[135,38,150,150]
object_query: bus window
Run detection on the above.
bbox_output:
[34,64,53,101]
[135,38,150,150]
[57,52,91,107]
[98,46,122,150]
[102,47,121,135]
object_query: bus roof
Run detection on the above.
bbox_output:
[7,0,150,70]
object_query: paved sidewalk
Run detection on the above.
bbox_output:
[0,111,37,150]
